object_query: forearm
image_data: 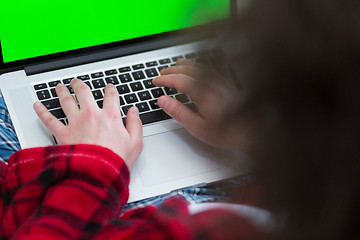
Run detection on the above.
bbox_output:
[0,144,130,239]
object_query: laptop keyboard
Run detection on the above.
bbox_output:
[33,49,219,126]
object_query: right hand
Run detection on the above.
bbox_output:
[153,59,251,150]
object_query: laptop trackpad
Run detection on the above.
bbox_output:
[134,128,221,187]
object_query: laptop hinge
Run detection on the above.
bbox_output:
[24,32,215,76]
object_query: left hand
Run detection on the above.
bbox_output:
[33,79,143,169]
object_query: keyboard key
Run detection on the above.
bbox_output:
[149,100,160,110]
[59,118,67,125]
[124,94,138,104]
[132,64,145,70]
[117,85,130,94]
[97,100,103,108]
[34,83,47,90]
[50,88,58,97]
[175,93,189,103]
[50,108,66,119]
[105,69,117,75]
[119,73,132,83]
[159,58,171,64]
[67,85,74,94]
[132,71,145,80]
[164,87,178,95]
[136,102,150,112]
[52,135,58,144]
[41,98,60,110]
[36,90,51,100]
[84,81,93,89]
[139,109,171,125]
[158,66,168,72]
[92,79,105,88]
[145,68,159,78]
[172,56,184,62]
[92,90,103,100]
[91,72,104,78]
[185,52,197,59]
[151,88,165,98]
[63,78,73,84]
[185,103,198,112]
[122,105,133,115]
[49,80,61,87]
[105,76,119,85]
[119,96,125,105]
[130,82,144,91]
[119,66,131,73]
[138,90,152,101]
[146,61,158,67]
[77,75,90,80]
[143,79,156,89]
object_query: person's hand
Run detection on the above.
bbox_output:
[153,59,250,150]
[33,79,143,169]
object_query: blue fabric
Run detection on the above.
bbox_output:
[0,91,20,163]
[123,176,253,212]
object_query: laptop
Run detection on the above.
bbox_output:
[0,0,253,202]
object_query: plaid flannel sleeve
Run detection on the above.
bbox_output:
[0,144,130,239]
[0,144,262,239]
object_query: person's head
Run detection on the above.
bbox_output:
[222,0,360,239]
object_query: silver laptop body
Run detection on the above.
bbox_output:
[0,0,252,202]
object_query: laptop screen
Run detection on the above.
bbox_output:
[0,0,230,65]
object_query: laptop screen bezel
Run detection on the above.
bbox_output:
[0,0,237,74]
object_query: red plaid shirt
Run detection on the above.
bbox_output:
[0,145,262,239]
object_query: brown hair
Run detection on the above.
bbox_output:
[224,0,360,239]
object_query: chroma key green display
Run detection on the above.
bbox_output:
[0,0,229,63]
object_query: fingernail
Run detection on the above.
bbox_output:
[158,96,170,110]
[33,102,42,109]
[104,84,114,92]
[152,77,163,87]
[131,106,139,115]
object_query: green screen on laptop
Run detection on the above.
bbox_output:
[0,0,230,64]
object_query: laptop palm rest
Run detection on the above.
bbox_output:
[135,128,221,186]
[128,128,248,202]
[6,87,54,148]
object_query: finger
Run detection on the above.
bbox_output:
[163,59,226,84]
[33,102,66,137]
[125,106,143,145]
[152,74,202,100]
[160,64,205,80]
[71,79,97,109]
[161,58,214,76]
[103,84,120,113]
[176,58,194,65]
[176,58,207,68]
[56,83,79,119]
[157,95,204,135]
